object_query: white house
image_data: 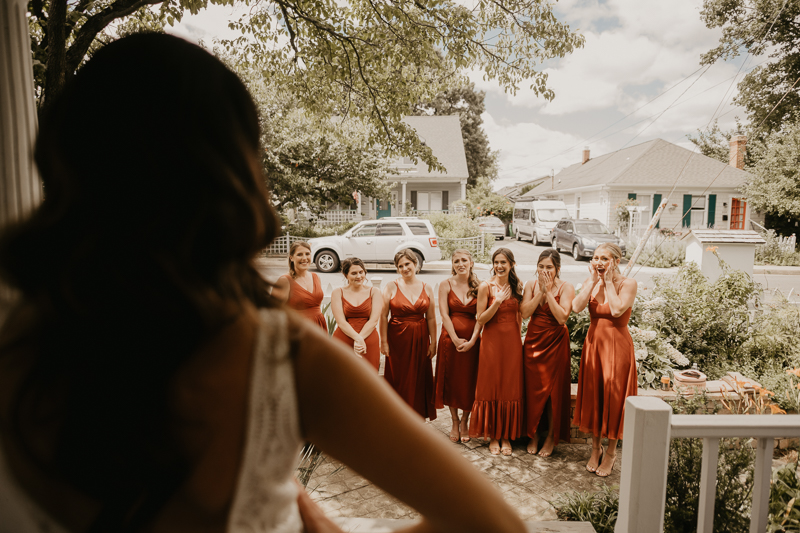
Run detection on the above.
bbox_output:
[522,136,760,233]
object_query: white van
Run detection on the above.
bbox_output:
[513,200,570,245]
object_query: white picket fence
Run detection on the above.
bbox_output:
[264,235,308,256]
[777,233,797,253]
[438,234,485,256]
[317,210,361,226]
[616,397,800,533]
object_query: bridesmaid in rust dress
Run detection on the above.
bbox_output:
[572,243,637,477]
[380,249,437,420]
[331,258,383,371]
[435,249,482,443]
[470,248,524,456]
[521,249,574,457]
[272,241,328,332]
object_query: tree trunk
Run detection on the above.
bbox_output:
[44,0,67,106]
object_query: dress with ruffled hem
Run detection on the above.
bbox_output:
[469,295,523,440]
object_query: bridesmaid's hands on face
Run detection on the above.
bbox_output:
[588,263,600,285]
[539,271,552,292]
[603,263,615,284]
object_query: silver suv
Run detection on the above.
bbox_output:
[550,218,626,261]
[309,217,442,273]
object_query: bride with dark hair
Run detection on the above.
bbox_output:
[0,33,525,533]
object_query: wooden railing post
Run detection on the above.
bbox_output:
[615,397,672,533]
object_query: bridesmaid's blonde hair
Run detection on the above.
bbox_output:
[595,242,623,273]
[451,249,480,298]
[288,241,312,278]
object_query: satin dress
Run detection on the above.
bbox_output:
[332,289,381,371]
[572,289,637,440]
[434,283,480,411]
[385,281,436,420]
[470,293,524,440]
[282,272,328,332]
[523,285,571,445]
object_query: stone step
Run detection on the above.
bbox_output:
[332,517,595,532]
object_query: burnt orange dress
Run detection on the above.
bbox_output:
[434,283,480,411]
[470,293,524,440]
[282,273,327,332]
[572,288,637,440]
[523,284,571,445]
[333,289,381,371]
[385,281,436,420]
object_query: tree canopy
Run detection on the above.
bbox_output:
[412,82,499,188]
[700,0,800,134]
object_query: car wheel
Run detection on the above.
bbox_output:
[515,229,520,240]
[532,233,539,246]
[499,235,505,240]
[315,250,340,273]
[414,251,424,273]
[573,244,581,261]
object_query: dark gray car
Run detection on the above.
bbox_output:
[550,219,626,260]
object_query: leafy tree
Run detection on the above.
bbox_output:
[223,0,584,170]
[700,0,800,133]
[413,83,499,188]
[235,65,391,216]
[464,176,513,222]
[741,119,800,220]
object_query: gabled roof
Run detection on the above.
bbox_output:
[391,116,469,179]
[529,139,750,195]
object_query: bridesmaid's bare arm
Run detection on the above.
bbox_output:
[331,288,362,343]
[572,264,600,313]
[425,284,437,359]
[379,284,394,356]
[293,316,527,533]
[270,275,291,303]
[357,288,382,339]
[604,274,637,318]
[438,281,463,346]
[520,280,544,319]
[547,282,574,325]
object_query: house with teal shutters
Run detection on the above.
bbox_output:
[523,136,760,233]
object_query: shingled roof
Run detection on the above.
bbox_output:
[392,116,469,179]
[529,138,750,195]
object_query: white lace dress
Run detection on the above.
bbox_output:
[0,309,304,533]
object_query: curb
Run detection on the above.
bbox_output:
[753,267,800,276]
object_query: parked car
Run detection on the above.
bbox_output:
[308,217,442,273]
[512,200,570,245]
[550,218,627,260]
[476,216,505,240]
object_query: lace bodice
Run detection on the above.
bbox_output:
[0,308,303,533]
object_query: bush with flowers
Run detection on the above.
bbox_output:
[421,211,493,264]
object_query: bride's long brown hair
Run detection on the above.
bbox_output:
[0,33,279,531]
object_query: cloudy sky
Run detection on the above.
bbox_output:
[169,0,754,190]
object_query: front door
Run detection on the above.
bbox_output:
[730,198,747,229]
[377,199,391,219]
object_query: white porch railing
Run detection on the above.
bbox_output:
[438,235,485,256]
[318,210,361,226]
[616,397,800,533]
[410,209,450,215]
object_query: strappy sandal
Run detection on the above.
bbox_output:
[586,447,603,473]
[596,453,617,477]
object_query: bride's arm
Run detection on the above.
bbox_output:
[292,315,525,533]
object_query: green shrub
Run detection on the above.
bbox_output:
[635,239,686,268]
[286,221,358,238]
[756,229,800,266]
[551,485,619,533]
[422,212,493,263]
[768,459,800,532]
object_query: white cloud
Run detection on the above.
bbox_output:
[167,4,253,46]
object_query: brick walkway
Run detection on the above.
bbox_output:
[306,405,622,523]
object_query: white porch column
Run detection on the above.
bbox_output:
[615,396,672,533]
[460,178,467,202]
[400,180,407,215]
[1,0,42,229]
